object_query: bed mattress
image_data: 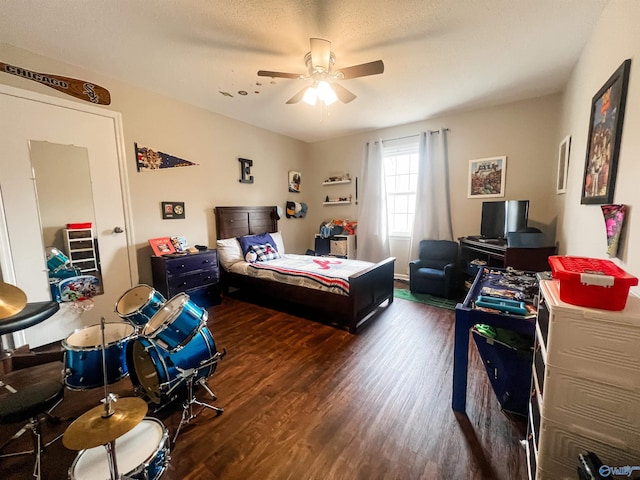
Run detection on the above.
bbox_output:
[228,254,373,295]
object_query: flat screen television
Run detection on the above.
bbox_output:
[480,200,529,239]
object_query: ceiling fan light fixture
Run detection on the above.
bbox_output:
[317,81,337,105]
[303,86,318,105]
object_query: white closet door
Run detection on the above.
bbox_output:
[0,87,134,348]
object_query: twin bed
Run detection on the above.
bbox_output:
[214,206,395,333]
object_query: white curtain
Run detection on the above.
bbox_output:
[357,140,390,262]
[409,129,453,260]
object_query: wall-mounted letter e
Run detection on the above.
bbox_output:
[239,158,254,184]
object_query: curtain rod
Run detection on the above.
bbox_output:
[381,128,450,143]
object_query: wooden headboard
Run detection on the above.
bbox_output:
[214,206,278,240]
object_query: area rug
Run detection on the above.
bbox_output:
[393,288,458,310]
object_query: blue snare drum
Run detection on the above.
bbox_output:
[63,323,136,390]
[127,326,217,405]
[69,417,169,480]
[142,293,207,352]
[115,285,166,328]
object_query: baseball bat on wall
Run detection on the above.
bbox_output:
[0,61,111,105]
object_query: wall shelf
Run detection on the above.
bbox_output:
[322,179,351,186]
[323,201,351,205]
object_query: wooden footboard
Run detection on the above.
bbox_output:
[220,257,395,333]
[346,256,395,333]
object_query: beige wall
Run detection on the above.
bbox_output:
[556,0,640,295]
[0,44,309,285]
[0,43,562,283]
[305,96,561,275]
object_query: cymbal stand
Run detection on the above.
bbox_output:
[172,353,224,444]
[100,317,120,480]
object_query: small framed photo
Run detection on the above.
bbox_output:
[288,171,301,193]
[557,136,571,194]
[149,237,176,256]
[161,201,185,219]
[468,156,507,198]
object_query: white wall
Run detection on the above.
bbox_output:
[556,0,640,294]
[0,43,309,285]
[306,95,561,276]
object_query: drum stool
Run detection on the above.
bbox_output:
[0,380,64,479]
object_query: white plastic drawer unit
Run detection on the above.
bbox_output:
[530,280,640,480]
[542,280,640,386]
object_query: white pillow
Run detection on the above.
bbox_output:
[270,231,285,255]
[216,237,243,270]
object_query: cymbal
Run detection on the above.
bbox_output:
[63,397,148,450]
[0,282,27,320]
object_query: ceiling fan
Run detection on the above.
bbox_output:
[258,38,384,106]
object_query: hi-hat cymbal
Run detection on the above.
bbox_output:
[0,282,27,320]
[63,397,148,450]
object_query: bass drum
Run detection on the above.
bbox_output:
[127,326,217,405]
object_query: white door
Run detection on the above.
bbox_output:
[0,85,136,348]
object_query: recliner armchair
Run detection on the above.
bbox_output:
[409,240,459,298]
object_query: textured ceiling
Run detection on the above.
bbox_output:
[0,0,608,143]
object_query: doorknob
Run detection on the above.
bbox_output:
[113,226,124,234]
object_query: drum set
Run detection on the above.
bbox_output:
[60,284,224,480]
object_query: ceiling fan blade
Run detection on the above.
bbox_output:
[337,60,384,80]
[257,70,302,79]
[286,87,308,104]
[331,83,357,104]
[310,38,331,72]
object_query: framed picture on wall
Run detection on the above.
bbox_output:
[467,156,507,198]
[556,135,571,194]
[581,59,631,205]
[161,201,185,219]
[288,171,301,193]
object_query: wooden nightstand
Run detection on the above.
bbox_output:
[151,250,220,309]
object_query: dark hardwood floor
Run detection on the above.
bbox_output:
[0,292,527,479]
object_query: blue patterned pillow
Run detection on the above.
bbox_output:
[238,233,277,257]
[251,243,281,262]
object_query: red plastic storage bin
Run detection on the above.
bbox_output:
[548,256,638,311]
[67,222,92,229]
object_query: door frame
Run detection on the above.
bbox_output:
[0,83,137,347]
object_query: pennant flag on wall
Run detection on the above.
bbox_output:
[135,143,198,171]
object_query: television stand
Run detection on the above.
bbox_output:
[459,236,556,274]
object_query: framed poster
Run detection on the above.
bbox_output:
[148,237,176,256]
[581,59,631,204]
[467,156,506,198]
[556,136,571,194]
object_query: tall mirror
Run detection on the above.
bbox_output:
[30,141,103,302]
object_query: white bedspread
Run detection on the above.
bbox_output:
[228,254,373,295]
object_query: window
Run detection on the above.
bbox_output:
[383,140,419,236]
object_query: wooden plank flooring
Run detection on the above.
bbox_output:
[0,294,527,479]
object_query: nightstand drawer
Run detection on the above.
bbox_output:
[167,270,219,294]
[164,252,217,276]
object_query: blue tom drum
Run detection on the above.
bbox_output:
[115,285,166,328]
[63,323,136,390]
[142,293,207,352]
